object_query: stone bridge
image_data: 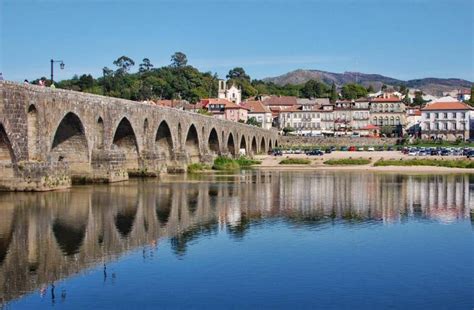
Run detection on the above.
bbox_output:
[0,81,279,191]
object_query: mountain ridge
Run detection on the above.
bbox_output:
[263,69,472,96]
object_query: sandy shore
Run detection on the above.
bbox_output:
[254,151,474,174]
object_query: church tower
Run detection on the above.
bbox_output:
[218,80,227,99]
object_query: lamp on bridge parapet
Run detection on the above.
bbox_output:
[50,59,65,85]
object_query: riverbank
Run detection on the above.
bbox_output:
[254,151,474,174]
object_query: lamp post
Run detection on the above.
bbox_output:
[50,59,65,85]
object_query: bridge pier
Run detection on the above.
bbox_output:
[0,162,70,192]
[88,149,129,183]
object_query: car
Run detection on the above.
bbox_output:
[452,148,463,156]
[272,150,283,156]
[348,146,356,151]
[387,146,394,151]
[357,147,364,151]
[440,149,450,156]
[376,146,384,151]
[430,149,440,156]
[418,150,428,156]
[306,149,324,156]
[402,147,409,154]
[367,147,375,152]
[340,146,349,151]
[293,149,302,154]
[408,149,418,156]
[325,148,332,154]
[466,150,474,159]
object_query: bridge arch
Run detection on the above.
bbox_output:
[260,137,266,154]
[51,112,90,173]
[27,105,39,160]
[268,139,273,151]
[240,135,247,156]
[113,117,139,170]
[227,132,236,156]
[52,205,89,256]
[251,136,258,155]
[156,120,174,160]
[208,128,220,155]
[96,117,104,149]
[185,124,200,163]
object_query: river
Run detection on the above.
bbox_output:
[0,171,473,309]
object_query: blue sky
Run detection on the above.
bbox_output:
[1,0,473,82]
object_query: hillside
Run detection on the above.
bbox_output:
[263,69,472,96]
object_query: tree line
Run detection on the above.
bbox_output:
[31,52,470,105]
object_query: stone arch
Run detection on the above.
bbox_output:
[51,112,89,173]
[185,124,200,163]
[260,137,266,154]
[275,140,279,148]
[227,132,236,156]
[27,105,39,160]
[113,117,139,170]
[251,136,258,155]
[0,207,16,266]
[96,117,104,149]
[52,206,89,256]
[143,118,149,150]
[156,188,172,227]
[115,202,138,238]
[208,128,220,155]
[0,123,15,164]
[156,120,174,160]
[240,135,247,155]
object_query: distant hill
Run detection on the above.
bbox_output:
[263,69,472,96]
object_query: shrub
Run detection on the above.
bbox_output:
[279,158,311,165]
[187,163,211,173]
[374,159,474,169]
[324,158,371,165]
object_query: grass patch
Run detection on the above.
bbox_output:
[213,156,240,170]
[279,158,311,165]
[374,159,474,169]
[212,156,260,170]
[236,156,261,167]
[324,158,371,165]
[187,163,211,173]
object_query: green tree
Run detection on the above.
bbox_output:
[381,84,388,91]
[246,117,262,127]
[413,91,424,106]
[340,83,368,100]
[366,85,375,93]
[226,67,250,81]
[170,52,188,67]
[139,58,153,73]
[113,56,135,74]
[283,126,295,135]
[301,80,329,98]
[330,83,338,103]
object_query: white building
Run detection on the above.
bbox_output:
[218,80,242,105]
[420,101,473,141]
[242,100,273,130]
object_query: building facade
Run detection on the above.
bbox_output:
[420,101,473,141]
[242,100,273,130]
[218,80,242,105]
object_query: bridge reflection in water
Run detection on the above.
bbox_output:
[0,171,472,303]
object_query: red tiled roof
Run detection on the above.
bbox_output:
[200,98,249,110]
[242,100,271,113]
[370,97,401,103]
[421,101,473,111]
[262,96,298,106]
[363,124,379,130]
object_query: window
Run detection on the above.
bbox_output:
[435,113,439,118]
[426,113,430,119]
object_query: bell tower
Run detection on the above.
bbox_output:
[218,80,227,99]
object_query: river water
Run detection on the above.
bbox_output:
[0,171,473,309]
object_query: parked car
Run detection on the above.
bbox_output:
[340,146,349,151]
[430,149,440,156]
[272,150,283,156]
[387,146,394,151]
[408,149,418,156]
[367,147,375,152]
[325,148,332,154]
[348,146,356,151]
[466,150,474,159]
[440,149,450,156]
[357,147,364,151]
[418,150,428,156]
[306,149,324,156]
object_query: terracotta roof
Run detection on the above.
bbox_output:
[262,96,298,106]
[242,100,271,113]
[421,101,473,111]
[363,124,379,130]
[200,98,249,110]
[370,97,401,103]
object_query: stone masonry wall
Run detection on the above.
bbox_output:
[280,136,399,147]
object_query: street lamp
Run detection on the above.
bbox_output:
[50,59,65,84]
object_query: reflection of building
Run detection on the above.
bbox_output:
[0,172,471,304]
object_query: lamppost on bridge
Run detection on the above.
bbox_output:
[50,59,65,85]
